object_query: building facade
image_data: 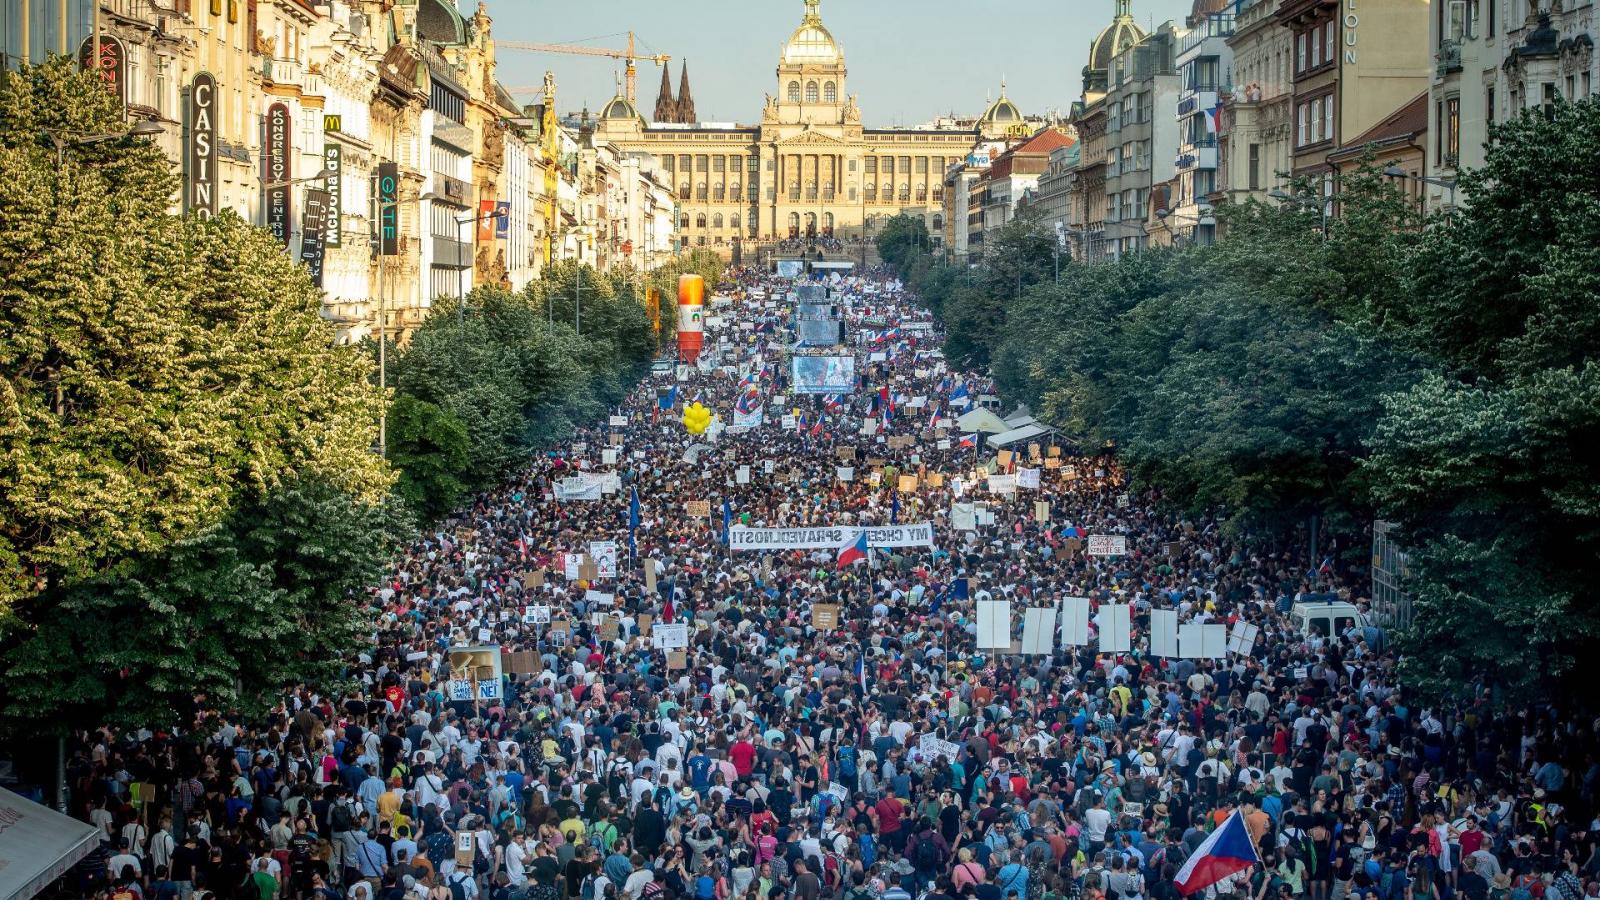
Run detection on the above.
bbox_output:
[1220,0,1294,211]
[1103,23,1181,257]
[595,0,983,253]
[1171,1,1234,244]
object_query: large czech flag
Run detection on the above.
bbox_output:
[1174,810,1260,895]
[836,530,868,570]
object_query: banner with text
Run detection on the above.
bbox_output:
[728,523,935,551]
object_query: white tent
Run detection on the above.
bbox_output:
[0,789,102,900]
[986,422,1054,448]
[956,408,1010,434]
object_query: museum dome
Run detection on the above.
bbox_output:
[782,0,843,66]
[1089,0,1148,72]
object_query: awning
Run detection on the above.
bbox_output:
[0,789,103,900]
[956,408,1010,434]
[986,422,1054,448]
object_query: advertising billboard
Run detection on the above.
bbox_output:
[791,355,855,394]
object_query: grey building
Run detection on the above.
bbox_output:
[1101,21,1184,258]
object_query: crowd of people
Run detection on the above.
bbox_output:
[54,266,1600,900]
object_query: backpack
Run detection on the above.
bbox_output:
[607,763,630,803]
[914,833,940,869]
[330,799,357,833]
[425,829,453,866]
[448,872,471,900]
[838,746,858,780]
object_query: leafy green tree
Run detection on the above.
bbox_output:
[0,60,396,732]
[1,478,405,733]
[388,394,471,520]
[874,213,930,271]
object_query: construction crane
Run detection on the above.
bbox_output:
[499,32,669,104]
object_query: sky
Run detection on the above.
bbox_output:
[481,0,1199,127]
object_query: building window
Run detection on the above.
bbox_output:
[712,214,723,229]
[822,212,833,235]
[1297,31,1308,72]
[1248,143,1261,190]
[679,214,690,229]
[932,185,943,201]
[1324,19,1334,64]
[730,214,740,231]
[1298,102,1310,146]
[1310,25,1322,68]
[788,81,801,102]
[805,81,819,103]
[713,156,725,173]
[865,185,876,202]
[864,158,877,175]
[823,181,834,200]
[696,155,709,172]
[916,183,927,201]
[824,81,837,103]
[1323,94,1334,142]
[697,183,708,200]
[1486,85,1496,125]
[696,214,707,228]
[882,158,894,175]
[1444,96,1460,166]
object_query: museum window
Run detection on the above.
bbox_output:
[679,214,689,229]
[713,184,725,201]
[697,182,708,200]
[788,81,801,102]
[916,183,927,202]
[731,214,741,231]
[932,214,944,231]
[899,184,910,202]
[696,214,707,228]
[713,214,723,229]
[824,81,837,103]
[932,185,943,202]
[882,158,894,175]
[864,158,877,175]
[865,184,877,202]
[822,212,834,235]
[806,81,819,103]
[713,157,726,173]
[679,182,691,199]
[806,180,818,200]
[850,187,857,201]
[789,181,801,200]
[695,155,709,172]
[823,181,834,200]
[730,181,741,198]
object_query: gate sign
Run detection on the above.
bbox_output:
[186,72,218,219]
[264,102,292,246]
[1087,534,1128,557]
[377,162,399,255]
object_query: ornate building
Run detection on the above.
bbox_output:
[595,0,982,250]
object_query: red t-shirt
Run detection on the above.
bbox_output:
[875,796,904,833]
[729,740,756,776]
[384,685,406,714]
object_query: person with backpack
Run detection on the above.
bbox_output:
[910,820,950,891]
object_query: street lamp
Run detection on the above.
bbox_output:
[44,119,164,167]
[373,189,439,458]
[1382,164,1458,204]
[1268,189,1333,239]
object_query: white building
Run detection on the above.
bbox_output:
[1172,1,1235,245]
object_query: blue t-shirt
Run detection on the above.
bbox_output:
[688,754,714,789]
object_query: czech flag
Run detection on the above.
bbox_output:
[836,530,868,570]
[950,383,971,409]
[1173,809,1261,895]
[1061,526,1085,539]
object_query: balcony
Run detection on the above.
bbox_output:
[1436,39,1463,77]
[263,57,306,86]
[1178,14,1235,59]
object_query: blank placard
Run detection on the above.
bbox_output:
[1150,608,1179,658]
[1099,603,1132,653]
[977,600,1012,650]
[1022,607,1056,655]
[1060,597,1091,646]
[1228,622,1260,656]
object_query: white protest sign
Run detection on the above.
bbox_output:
[836,467,854,483]
[1060,597,1091,646]
[1016,468,1041,489]
[1180,622,1228,659]
[602,448,618,466]
[656,623,690,650]
[1098,603,1132,653]
[781,415,797,428]
[525,605,552,624]
[1150,608,1179,658]
[583,590,615,606]
[1228,622,1260,656]
[918,733,962,762]
[588,541,618,579]
[1022,607,1056,655]
[976,600,1012,650]
[986,474,1017,495]
[1087,534,1128,557]
[736,465,750,485]
[827,782,851,804]
[951,502,976,532]
[609,415,628,427]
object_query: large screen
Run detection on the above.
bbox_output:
[795,303,840,347]
[775,260,804,278]
[791,355,856,394]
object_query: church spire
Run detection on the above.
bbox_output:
[653,62,677,123]
[676,60,696,124]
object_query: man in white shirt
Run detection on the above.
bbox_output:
[505,834,530,888]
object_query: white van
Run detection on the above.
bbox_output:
[1290,601,1364,640]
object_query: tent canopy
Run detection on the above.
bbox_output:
[986,422,1054,448]
[956,408,1010,434]
[0,789,102,900]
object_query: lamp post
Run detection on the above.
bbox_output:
[45,119,164,167]
[1382,164,1457,205]
[374,190,438,458]
[1268,189,1333,240]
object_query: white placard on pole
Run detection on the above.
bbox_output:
[1088,534,1129,557]
[1150,608,1179,658]
[1021,607,1056,655]
[1060,597,1091,646]
[1180,622,1229,659]
[976,600,1012,650]
[656,623,690,650]
[1228,622,1260,656]
[1098,603,1132,653]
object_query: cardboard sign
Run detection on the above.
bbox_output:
[837,446,856,462]
[685,500,711,518]
[522,569,545,589]
[504,650,542,674]
[637,613,654,637]
[812,604,841,630]
[656,622,690,650]
[1028,443,1041,462]
[897,474,918,492]
[836,467,854,482]
[579,560,599,582]
[997,450,1014,468]
[1044,458,1063,470]
[644,565,658,594]
[1049,446,1062,457]
[667,651,688,670]
[456,831,476,866]
[1166,541,1182,559]
[927,473,945,488]
[737,465,750,485]
[598,619,620,640]
[1034,501,1050,523]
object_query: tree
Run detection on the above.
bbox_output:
[1,478,405,733]
[875,213,930,271]
[0,60,395,732]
